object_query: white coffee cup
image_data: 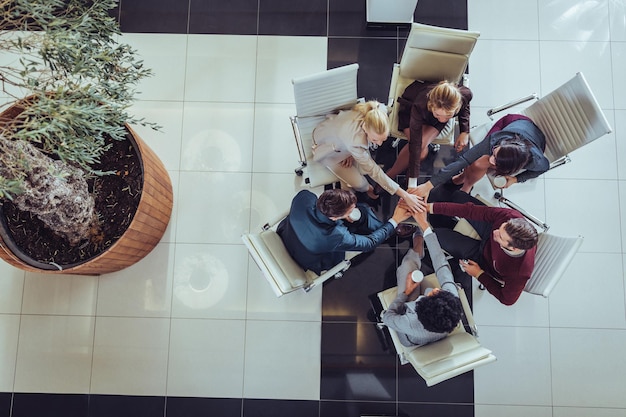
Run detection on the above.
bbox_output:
[493,176,507,188]
[348,208,362,221]
[411,270,424,283]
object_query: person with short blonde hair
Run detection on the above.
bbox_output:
[312,100,422,212]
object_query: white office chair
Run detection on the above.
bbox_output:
[453,217,583,297]
[377,273,496,386]
[469,72,613,229]
[242,210,354,297]
[387,22,480,144]
[290,64,360,188]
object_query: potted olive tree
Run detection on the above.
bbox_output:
[0,0,173,274]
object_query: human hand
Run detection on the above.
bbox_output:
[502,176,518,189]
[414,181,433,199]
[404,272,420,295]
[455,132,469,152]
[459,259,483,278]
[412,209,429,232]
[339,156,354,168]
[391,203,412,224]
[400,191,427,213]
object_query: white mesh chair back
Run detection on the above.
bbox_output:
[291,64,360,187]
[388,23,479,141]
[399,23,480,83]
[292,63,359,118]
[525,233,584,297]
[521,72,612,165]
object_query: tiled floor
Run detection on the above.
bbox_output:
[1,0,625,416]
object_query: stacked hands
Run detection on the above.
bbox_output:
[394,188,485,279]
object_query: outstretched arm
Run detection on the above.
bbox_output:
[413,210,458,297]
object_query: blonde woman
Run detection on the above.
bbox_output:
[384,80,473,187]
[312,100,423,213]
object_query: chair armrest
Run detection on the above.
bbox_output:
[486,93,538,119]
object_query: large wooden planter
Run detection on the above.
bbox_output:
[0,124,173,275]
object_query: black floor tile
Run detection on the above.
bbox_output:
[242,399,318,417]
[189,0,259,35]
[321,321,397,401]
[0,394,10,417]
[398,364,474,403]
[258,0,327,36]
[88,394,165,417]
[320,400,396,417]
[12,393,88,417]
[328,37,400,103]
[329,0,411,38]
[166,397,242,417]
[398,402,474,417]
[415,0,468,30]
[119,0,189,33]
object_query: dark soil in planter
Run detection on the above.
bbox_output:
[1,133,142,266]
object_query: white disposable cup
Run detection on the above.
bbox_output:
[411,270,424,283]
[348,208,362,221]
[493,176,507,188]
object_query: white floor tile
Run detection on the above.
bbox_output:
[172,243,248,319]
[468,0,539,40]
[252,103,301,174]
[184,35,258,103]
[121,34,188,101]
[538,0,610,41]
[91,317,170,395]
[180,102,255,172]
[243,320,320,400]
[255,36,327,104]
[0,315,19,392]
[248,172,301,232]
[245,261,322,321]
[539,41,614,110]
[475,404,552,417]
[616,111,626,180]
[175,171,252,244]
[96,243,175,318]
[612,44,626,110]
[167,318,245,398]
[129,100,185,172]
[468,40,541,109]
[620,182,626,250]
[544,178,621,253]
[474,325,552,406]
[14,315,94,393]
[609,0,626,41]
[543,130,617,181]
[554,407,626,417]
[549,252,626,329]
[0,264,24,314]
[473,282,550,328]
[21,273,98,316]
[551,328,626,408]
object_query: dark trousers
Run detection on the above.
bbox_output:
[427,183,491,263]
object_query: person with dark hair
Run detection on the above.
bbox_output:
[425,183,539,306]
[277,189,420,274]
[381,208,462,346]
[414,113,549,197]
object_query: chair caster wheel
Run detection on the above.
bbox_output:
[334,272,343,280]
[295,169,303,176]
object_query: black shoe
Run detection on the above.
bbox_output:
[429,143,440,154]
